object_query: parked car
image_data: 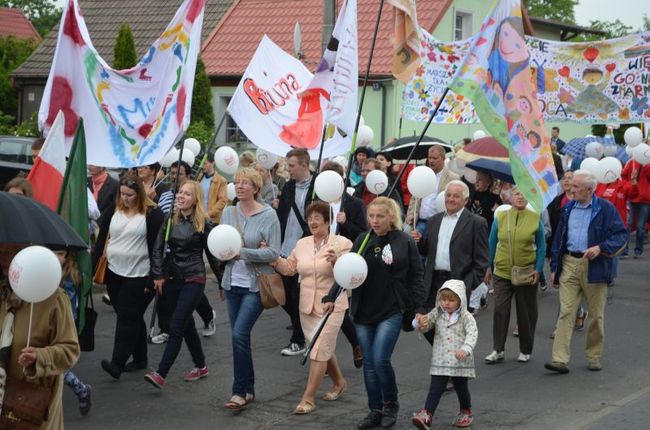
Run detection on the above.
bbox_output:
[0,136,36,189]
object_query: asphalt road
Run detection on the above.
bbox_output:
[64,255,650,429]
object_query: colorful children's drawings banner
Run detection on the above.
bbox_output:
[38,0,205,167]
[403,30,650,124]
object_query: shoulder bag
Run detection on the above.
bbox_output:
[93,235,109,285]
[0,376,52,430]
[507,210,536,286]
[77,292,97,352]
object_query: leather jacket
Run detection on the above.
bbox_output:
[151,216,221,280]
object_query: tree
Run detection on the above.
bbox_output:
[585,19,632,39]
[190,57,215,130]
[0,0,62,38]
[640,14,650,32]
[0,36,37,125]
[113,24,137,70]
[523,0,578,23]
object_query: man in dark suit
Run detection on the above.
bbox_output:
[87,165,119,230]
[551,126,566,154]
[321,161,366,241]
[412,179,489,344]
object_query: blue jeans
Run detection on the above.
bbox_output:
[355,313,402,411]
[225,286,264,396]
[157,280,205,378]
[626,203,649,255]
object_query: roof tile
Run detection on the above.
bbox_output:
[0,7,41,41]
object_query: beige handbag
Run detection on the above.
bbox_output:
[507,210,536,286]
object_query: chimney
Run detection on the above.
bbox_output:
[323,0,337,53]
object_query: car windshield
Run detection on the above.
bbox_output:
[0,138,32,164]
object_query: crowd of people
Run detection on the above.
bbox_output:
[0,130,648,429]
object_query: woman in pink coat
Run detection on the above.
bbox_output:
[272,200,352,415]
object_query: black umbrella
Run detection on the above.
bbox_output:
[0,192,87,249]
[380,135,453,159]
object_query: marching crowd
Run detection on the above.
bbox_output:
[0,132,649,429]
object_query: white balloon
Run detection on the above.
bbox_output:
[346,186,356,196]
[580,157,600,174]
[595,157,622,184]
[624,127,643,147]
[632,143,650,165]
[585,141,604,159]
[433,192,445,214]
[207,225,242,260]
[214,146,239,175]
[365,170,388,195]
[333,253,368,289]
[180,149,195,167]
[464,168,477,184]
[603,145,618,157]
[357,125,374,147]
[160,148,179,168]
[494,204,512,214]
[332,155,349,171]
[184,138,202,157]
[473,130,487,140]
[8,246,61,303]
[226,182,236,200]
[456,158,467,169]
[255,148,278,170]
[625,145,634,156]
[407,166,438,198]
[314,170,344,203]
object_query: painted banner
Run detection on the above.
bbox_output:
[280,0,358,151]
[449,0,558,212]
[228,36,353,159]
[387,0,422,83]
[403,30,650,124]
[38,0,205,167]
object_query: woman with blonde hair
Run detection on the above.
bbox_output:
[324,197,426,429]
[96,174,164,380]
[219,167,281,410]
[144,181,221,389]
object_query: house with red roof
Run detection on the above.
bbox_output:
[0,7,41,42]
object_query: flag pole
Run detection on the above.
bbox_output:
[194,111,229,180]
[344,0,385,187]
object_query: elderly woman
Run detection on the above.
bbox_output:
[484,187,546,364]
[0,243,80,430]
[272,201,353,415]
[219,167,281,410]
[326,197,426,429]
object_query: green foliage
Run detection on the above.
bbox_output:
[0,111,39,137]
[113,24,137,70]
[0,0,62,37]
[591,124,640,143]
[523,0,578,23]
[185,121,213,149]
[191,57,214,127]
[0,36,37,126]
[578,19,632,41]
[642,14,650,32]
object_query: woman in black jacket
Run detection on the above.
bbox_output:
[325,197,426,429]
[95,175,164,380]
[144,181,221,389]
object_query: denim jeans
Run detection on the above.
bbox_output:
[225,286,264,396]
[355,313,403,411]
[626,203,649,256]
[156,280,206,378]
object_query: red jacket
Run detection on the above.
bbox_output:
[595,179,639,227]
[621,160,650,203]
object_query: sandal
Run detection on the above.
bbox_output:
[224,393,254,410]
[323,383,347,401]
[293,399,316,415]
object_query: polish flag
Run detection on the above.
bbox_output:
[27,111,66,211]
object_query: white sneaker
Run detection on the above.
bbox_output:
[484,350,504,364]
[151,333,169,344]
[517,353,531,363]
[281,343,305,356]
[202,310,217,337]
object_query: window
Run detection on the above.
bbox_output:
[221,96,252,149]
[454,11,472,41]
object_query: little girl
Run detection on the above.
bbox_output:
[54,249,92,416]
[412,280,478,429]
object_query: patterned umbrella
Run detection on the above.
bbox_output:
[456,137,509,162]
[562,135,628,164]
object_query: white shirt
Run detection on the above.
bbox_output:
[230,260,251,289]
[434,207,464,271]
[107,211,150,277]
[419,170,443,220]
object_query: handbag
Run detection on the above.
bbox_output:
[0,375,52,430]
[93,236,109,285]
[77,293,97,352]
[507,210,536,286]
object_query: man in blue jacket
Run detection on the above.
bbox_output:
[545,170,628,374]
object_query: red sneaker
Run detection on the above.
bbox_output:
[184,366,209,382]
[454,408,473,428]
[411,409,432,430]
[144,372,165,389]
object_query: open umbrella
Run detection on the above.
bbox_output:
[0,192,87,249]
[456,137,509,162]
[381,135,452,159]
[466,159,514,184]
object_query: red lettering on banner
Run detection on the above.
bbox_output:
[243,74,303,115]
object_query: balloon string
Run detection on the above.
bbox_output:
[26,302,33,349]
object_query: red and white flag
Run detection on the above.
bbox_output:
[27,111,66,210]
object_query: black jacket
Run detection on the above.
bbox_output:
[151,215,221,280]
[336,193,367,242]
[277,176,314,242]
[88,174,118,228]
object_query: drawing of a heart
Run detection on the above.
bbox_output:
[476,37,487,46]
[583,46,599,63]
[558,66,570,77]
[605,63,616,72]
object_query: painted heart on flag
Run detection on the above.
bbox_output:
[583,46,599,63]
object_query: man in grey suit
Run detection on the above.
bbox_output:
[412,180,489,344]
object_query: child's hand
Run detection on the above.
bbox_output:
[455,349,468,360]
[415,313,428,331]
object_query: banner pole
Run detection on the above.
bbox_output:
[194,111,229,180]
